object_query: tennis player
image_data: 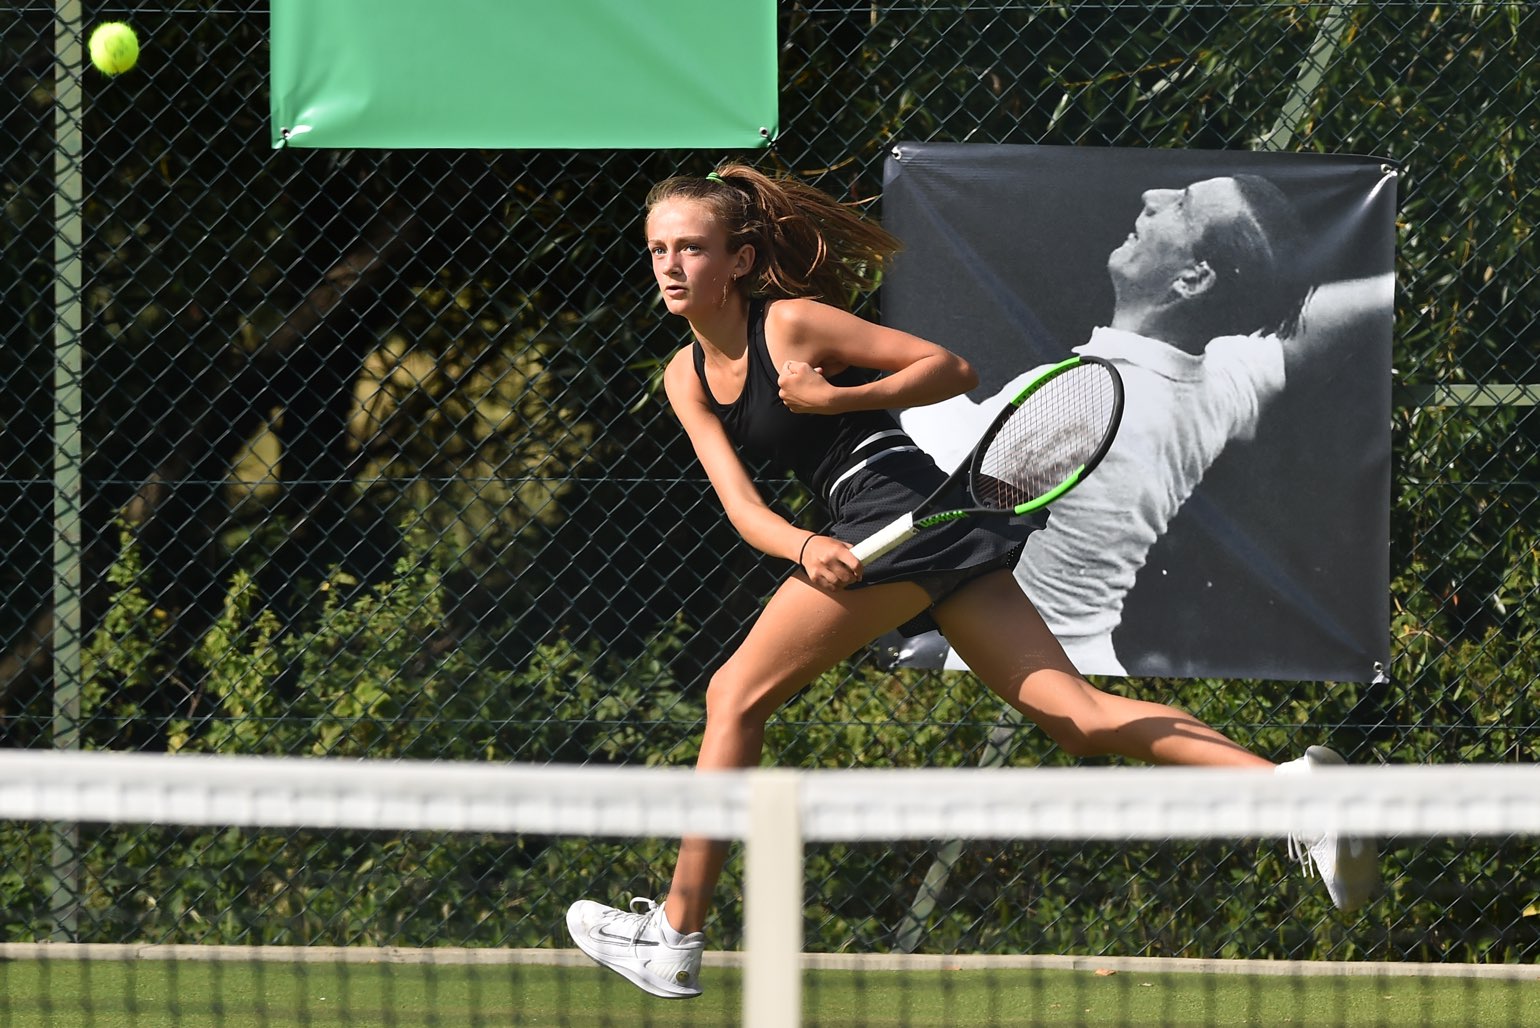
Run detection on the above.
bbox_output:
[566,164,1378,999]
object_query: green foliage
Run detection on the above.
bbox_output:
[82,528,178,721]
[25,526,708,946]
[78,527,705,765]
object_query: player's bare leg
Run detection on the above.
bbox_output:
[568,575,929,997]
[934,570,1270,767]
[934,570,1377,909]
[665,574,933,932]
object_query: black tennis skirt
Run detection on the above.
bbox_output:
[819,449,1043,636]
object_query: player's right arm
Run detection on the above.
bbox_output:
[662,347,857,585]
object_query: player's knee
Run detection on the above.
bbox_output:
[703,671,772,730]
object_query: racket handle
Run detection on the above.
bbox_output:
[850,512,917,564]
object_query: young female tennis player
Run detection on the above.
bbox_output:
[566,163,1377,999]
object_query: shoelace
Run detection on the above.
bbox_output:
[1286,833,1316,874]
[611,896,664,946]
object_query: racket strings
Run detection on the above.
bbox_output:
[973,365,1119,510]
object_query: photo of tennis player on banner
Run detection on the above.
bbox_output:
[882,144,1396,681]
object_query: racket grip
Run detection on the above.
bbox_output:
[850,512,917,564]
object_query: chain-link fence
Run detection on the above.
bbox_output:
[3,1,1536,963]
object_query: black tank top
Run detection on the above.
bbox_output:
[692,299,915,499]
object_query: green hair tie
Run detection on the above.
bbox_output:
[706,172,724,182]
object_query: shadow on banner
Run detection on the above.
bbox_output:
[876,143,1395,682]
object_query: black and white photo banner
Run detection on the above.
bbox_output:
[880,143,1396,682]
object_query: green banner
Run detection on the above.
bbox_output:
[270,0,778,150]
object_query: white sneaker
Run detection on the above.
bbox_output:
[1276,745,1380,912]
[566,897,704,999]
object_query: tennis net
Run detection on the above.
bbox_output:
[1,749,1537,1026]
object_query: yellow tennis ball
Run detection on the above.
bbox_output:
[88,22,139,76]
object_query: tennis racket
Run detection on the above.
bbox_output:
[850,354,1124,564]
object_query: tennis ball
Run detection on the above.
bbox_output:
[88,22,139,76]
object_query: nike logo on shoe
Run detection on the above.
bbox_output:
[595,927,658,945]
